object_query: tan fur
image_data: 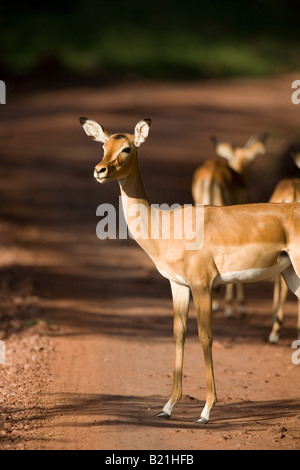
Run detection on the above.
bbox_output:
[192,159,249,206]
[80,118,300,423]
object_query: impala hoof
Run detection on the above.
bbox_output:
[268,332,279,344]
[195,417,209,424]
[238,305,247,316]
[224,308,234,319]
[155,411,171,419]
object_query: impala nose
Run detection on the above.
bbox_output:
[94,165,108,179]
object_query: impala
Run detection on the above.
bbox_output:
[268,150,300,343]
[192,134,267,317]
[80,117,300,423]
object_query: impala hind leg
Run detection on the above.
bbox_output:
[283,260,300,298]
[236,282,246,315]
[224,283,234,317]
[212,285,220,313]
[282,262,300,340]
[192,286,217,424]
[297,301,300,340]
[224,282,245,317]
[156,281,190,419]
[269,274,288,344]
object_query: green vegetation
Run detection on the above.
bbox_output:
[0,1,299,80]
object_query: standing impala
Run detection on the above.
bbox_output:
[192,134,267,317]
[80,117,300,423]
[268,151,300,343]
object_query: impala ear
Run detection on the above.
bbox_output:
[245,133,268,159]
[211,136,234,160]
[134,119,151,148]
[79,117,111,143]
[291,148,300,169]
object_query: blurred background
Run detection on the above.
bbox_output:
[0,0,300,90]
[1,0,300,450]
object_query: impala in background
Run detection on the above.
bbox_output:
[268,150,300,343]
[192,134,267,317]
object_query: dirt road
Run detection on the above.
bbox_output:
[0,76,300,450]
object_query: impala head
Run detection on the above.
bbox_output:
[79,117,151,183]
[211,133,268,174]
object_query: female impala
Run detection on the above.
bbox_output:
[192,134,267,317]
[80,117,300,423]
[268,151,300,343]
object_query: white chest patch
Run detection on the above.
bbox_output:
[213,256,291,286]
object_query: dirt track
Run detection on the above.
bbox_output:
[0,76,300,450]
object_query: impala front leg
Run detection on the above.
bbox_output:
[192,285,217,424]
[156,280,190,419]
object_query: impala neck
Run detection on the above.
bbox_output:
[119,157,149,204]
[118,156,156,255]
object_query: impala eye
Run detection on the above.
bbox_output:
[122,147,131,154]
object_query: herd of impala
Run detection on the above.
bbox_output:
[80,117,300,424]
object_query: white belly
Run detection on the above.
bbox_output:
[213,255,291,286]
